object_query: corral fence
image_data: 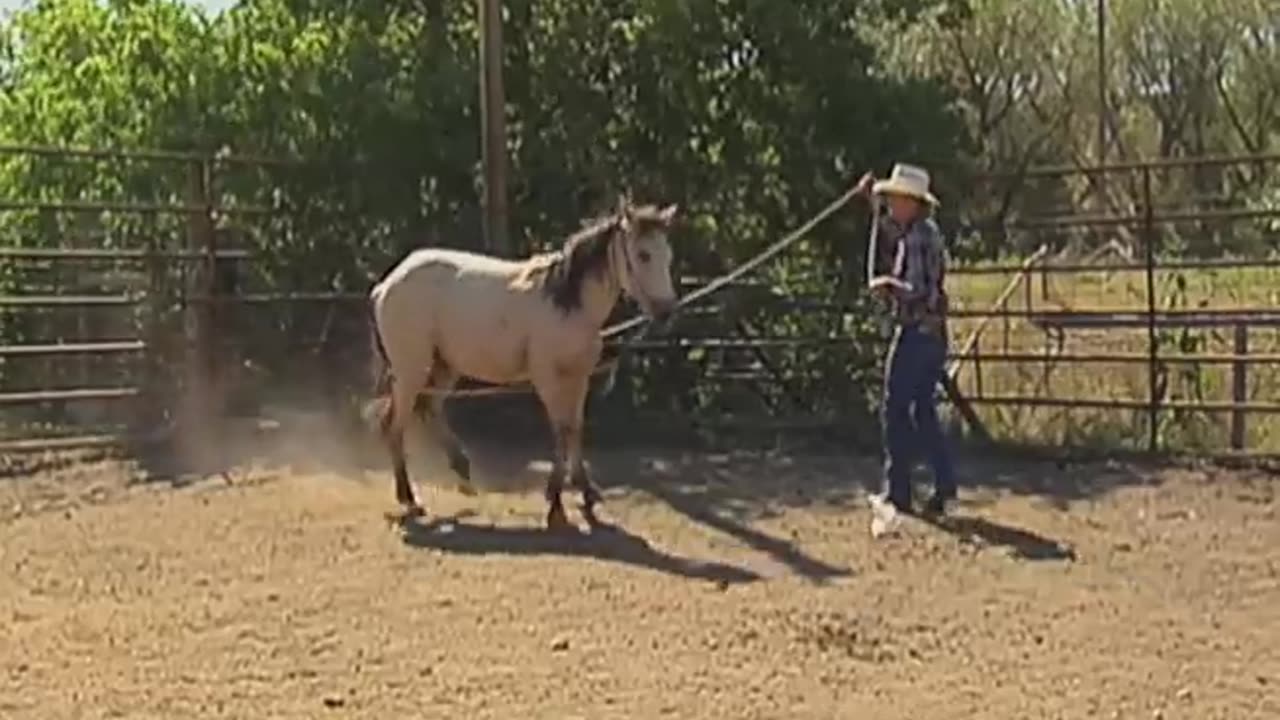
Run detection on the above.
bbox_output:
[1,146,1279,466]
[948,153,1280,455]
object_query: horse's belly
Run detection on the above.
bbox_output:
[435,311,530,384]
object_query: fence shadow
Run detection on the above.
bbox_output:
[602,451,858,583]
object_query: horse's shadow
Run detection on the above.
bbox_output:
[394,511,762,586]
[920,513,1077,562]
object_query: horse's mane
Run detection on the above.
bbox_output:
[514,204,669,313]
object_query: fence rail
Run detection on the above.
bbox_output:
[0,247,251,261]
[0,387,140,405]
[0,341,147,357]
[949,256,1280,276]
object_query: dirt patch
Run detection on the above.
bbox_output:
[1,448,1277,719]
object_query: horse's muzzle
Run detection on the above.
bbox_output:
[648,297,677,322]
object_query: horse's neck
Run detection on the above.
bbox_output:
[578,264,621,329]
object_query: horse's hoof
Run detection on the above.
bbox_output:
[580,501,602,529]
[581,484,604,508]
[385,504,425,525]
[546,505,574,533]
[448,452,472,482]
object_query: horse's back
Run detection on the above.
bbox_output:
[372,247,525,312]
[375,248,521,293]
[371,247,543,382]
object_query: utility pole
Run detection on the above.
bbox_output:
[1094,0,1108,219]
[1096,0,1107,167]
[478,0,509,255]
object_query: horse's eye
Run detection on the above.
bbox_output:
[638,249,652,263]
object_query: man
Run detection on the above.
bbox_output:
[854,162,956,517]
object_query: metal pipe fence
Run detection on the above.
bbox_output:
[2,146,1278,456]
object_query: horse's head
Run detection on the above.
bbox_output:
[613,194,679,320]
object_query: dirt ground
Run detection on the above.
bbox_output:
[1,429,1278,719]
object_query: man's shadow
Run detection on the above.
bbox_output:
[393,510,762,586]
[919,512,1077,561]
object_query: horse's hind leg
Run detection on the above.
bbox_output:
[377,395,419,515]
[387,372,427,515]
[424,363,474,494]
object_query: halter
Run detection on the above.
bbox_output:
[608,214,656,313]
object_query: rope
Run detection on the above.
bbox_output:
[416,181,863,398]
[600,182,864,341]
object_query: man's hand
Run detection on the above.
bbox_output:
[853,171,874,199]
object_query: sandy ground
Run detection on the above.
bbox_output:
[1,435,1278,719]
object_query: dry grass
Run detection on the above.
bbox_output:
[948,262,1280,453]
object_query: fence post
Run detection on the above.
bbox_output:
[181,157,220,469]
[138,211,167,434]
[973,349,984,400]
[1001,296,1011,353]
[1230,323,1249,451]
[1142,164,1159,452]
[1023,266,1033,314]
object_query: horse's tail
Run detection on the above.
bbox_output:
[362,291,394,432]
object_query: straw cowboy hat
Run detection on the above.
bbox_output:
[872,163,940,207]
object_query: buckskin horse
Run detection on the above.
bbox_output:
[366,197,679,530]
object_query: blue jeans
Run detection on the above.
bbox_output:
[882,324,955,509]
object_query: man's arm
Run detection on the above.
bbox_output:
[895,221,941,304]
[873,215,899,276]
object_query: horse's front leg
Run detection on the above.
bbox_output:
[545,422,571,531]
[534,369,590,532]
[563,390,602,525]
[552,371,600,525]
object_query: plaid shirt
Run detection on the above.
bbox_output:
[875,215,949,339]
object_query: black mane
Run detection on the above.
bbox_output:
[542,216,619,312]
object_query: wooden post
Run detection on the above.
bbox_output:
[973,350,984,400]
[1230,323,1249,451]
[940,373,991,444]
[181,158,220,470]
[1001,297,1011,353]
[1094,0,1107,218]
[1096,0,1107,168]
[1142,165,1159,452]
[138,212,167,434]
[478,0,509,255]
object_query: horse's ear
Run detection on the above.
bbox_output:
[658,204,679,224]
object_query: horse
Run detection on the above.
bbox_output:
[366,196,679,530]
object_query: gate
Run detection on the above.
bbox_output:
[948,154,1280,456]
[0,146,259,462]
